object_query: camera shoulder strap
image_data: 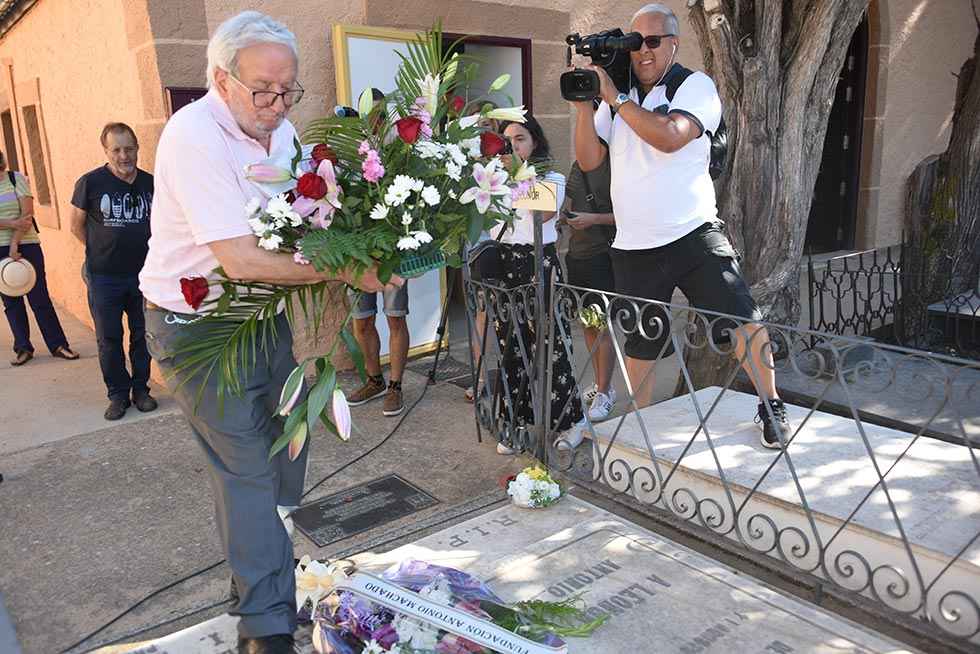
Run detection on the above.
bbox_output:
[579,167,600,213]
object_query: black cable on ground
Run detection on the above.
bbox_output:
[59,379,434,654]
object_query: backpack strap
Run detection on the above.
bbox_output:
[579,167,600,213]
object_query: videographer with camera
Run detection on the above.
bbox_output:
[571,3,790,449]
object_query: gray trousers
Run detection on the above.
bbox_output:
[145,307,308,638]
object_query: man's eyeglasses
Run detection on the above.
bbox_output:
[228,74,304,108]
[641,34,675,50]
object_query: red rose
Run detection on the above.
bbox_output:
[179,277,209,310]
[296,172,328,200]
[450,95,465,114]
[311,143,337,165]
[480,131,507,157]
[395,116,423,144]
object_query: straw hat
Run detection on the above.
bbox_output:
[0,256,37,297]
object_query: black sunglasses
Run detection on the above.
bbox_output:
[641,34,675,50]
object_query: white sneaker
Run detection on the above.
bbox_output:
[582,383,599,405]
[588,389,616,422]
[496,442,516,455]
[277,505,296,537]
[554,420,588,451]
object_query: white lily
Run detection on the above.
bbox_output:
[513,160,537,182]
[459,160,510,214]
[294,555,348,613]
[486,105,527,123]
[457,114,481,129]
[418,73,440,117]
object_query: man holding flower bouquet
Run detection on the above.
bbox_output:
[138,12,399,654]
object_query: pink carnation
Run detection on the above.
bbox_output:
[362,153,385,183]
[358,140,371,155]
[293,250,311,265]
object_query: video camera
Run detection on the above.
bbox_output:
[560,29,642,101]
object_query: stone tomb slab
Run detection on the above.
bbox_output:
[107,497,914,653]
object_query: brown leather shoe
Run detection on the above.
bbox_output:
[347,376,386,406]
[383,386,404,416]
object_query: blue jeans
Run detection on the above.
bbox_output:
[0,242,70,355]
[86,271,150,400]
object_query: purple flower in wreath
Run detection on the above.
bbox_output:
[369,623,399,649]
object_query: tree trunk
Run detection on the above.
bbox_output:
[675,0,870,393]
[900,10,980,351]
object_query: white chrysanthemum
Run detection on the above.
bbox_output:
[247,216,269,236]
[244,197,262,217]
[460,136,481,159]
[385,186,411,207]
[257,233,283,250]
[411,230,433,244]
[397,235,421,250]
[370,203,389,221]
[391,174,416,192]
[411,178,425,193]
[447,188,458,200]
[446,144,467,167]
[401,211,413,226]
[415,141,444,159]
[421,185,440,206]
[265,193,293,218]
[446,161,462,181]
[287,211,303,227]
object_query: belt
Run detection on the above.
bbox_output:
[145,300,203,324]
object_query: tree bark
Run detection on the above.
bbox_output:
[900,7,980,350]
[675,0,870,394]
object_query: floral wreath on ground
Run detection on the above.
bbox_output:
[172,25,540,460]
[294,557,605,654]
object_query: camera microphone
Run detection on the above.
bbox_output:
[334,105,359,118]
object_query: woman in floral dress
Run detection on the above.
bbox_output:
[489,116,584,454]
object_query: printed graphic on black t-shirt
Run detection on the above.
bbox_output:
[71,166,153,275]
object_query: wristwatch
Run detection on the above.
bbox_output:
[613,92,631,109]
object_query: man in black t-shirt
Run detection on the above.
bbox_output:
[70,122,156,420]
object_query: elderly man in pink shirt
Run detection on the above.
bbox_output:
[139,11,399,654]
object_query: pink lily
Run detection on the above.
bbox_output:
[278,377,304,416]
[332,388,351,441]
[459,160,510,214]
[244,163,293,184]
[288,422,308,461]
[292,159,343,228]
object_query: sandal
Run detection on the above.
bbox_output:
[10,350,33,366]
[52,346,79,360]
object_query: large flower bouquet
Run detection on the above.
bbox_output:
[173,26,536,459]
[309,559,605,654]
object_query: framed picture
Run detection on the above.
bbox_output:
[332,24,448,361]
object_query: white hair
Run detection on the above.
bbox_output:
[206,11,298,87]
[631,3,680,35]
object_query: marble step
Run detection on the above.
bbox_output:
[584,386,980,641]
[104,496,915,653]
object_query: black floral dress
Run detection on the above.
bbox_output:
[492,242,584,439]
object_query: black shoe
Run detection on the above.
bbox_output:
[756,398,790,449]
[238,634,295,654]
[104,398,131,421]
[133,392,158,412]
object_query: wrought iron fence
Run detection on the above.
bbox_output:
[807,243,980,359]
[807,246,901,341]
[464,271,980,650]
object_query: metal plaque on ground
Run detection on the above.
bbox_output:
[292,475,440,547]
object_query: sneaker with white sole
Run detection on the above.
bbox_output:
[554,420,588,451]
[755,398,790,449]
[582,383,599,405]
[588,389,616,422]
[496,442,516,455]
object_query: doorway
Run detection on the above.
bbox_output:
[805,15,869,254]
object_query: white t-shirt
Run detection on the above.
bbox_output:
[594,71,722,250]
[139,89,299,313]
[490,171,565,246]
